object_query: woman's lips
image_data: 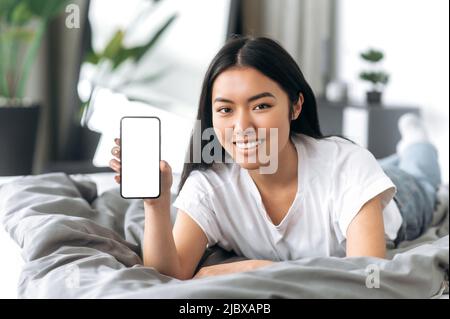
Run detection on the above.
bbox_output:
[232,139,264,153]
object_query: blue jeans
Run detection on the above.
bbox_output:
[378,142,441,245]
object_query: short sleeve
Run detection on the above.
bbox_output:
[172,171,221,247]
[332,144,397,242]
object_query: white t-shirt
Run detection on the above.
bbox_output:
[173,133,403,260]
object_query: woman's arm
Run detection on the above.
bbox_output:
[143,201,180,275]
[144,206,208,280]
[193,260,274,279]
[346,194,387,258]
[110,139,208,280]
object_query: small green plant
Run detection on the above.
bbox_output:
[359,48,390,93]
[0,0,68,102]
[79,8,177,125]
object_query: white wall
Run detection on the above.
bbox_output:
[337,0,449,183]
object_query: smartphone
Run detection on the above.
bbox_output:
[120,116,161,199]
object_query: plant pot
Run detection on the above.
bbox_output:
[42,124,105,175]
[0,104,40,176]
[366,91,383,105]
[80,125,102,160]
[59,123,102,161]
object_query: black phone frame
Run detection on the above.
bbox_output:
[120,116,161,199]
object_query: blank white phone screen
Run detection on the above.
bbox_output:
[121,117,160,198]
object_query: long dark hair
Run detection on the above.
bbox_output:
[178,36,351,194]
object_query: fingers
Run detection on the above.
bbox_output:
[160,160,173,190]
[112,138,122,184]
[109,158,121,173]
[112,138,121,159]
[160,160,172,173]
[111,146,121,158]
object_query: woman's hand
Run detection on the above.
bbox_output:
[193,260,274,279]
[109,138,122,184]
[145,160,173,208]
[109,137,173,208]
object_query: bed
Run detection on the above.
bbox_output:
[0,172,119,299]
[0,172,448,299]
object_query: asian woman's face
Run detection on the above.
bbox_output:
[212,66,302,170]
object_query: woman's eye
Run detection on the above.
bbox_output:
[254,104,272,110]
[218,107,232,114]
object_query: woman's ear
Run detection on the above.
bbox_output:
[292,93,304,120]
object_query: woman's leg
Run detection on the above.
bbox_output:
[384,114,442,245]
[395,113,441,208]
[378,153,400,168]
[383,165,432,244]
[397,142,441,207]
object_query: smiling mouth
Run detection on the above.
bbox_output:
[233,139,264,150]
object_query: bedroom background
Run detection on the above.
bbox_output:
[0,0,448,299]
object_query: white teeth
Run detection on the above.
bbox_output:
[235,140,262,149]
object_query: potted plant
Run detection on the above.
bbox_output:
[78,8,177,127]
[70,4,177,165]
[0,0,68,175]
[359,48,390,105]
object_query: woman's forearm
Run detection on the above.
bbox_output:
[194,259,274,279]
[143,202,183,278]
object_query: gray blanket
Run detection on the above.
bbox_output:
[0,173,448,298]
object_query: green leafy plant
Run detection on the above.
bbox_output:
[359,48,390,93]
[0,0,68,102]
[84,15,177,70]
[79,8,177,125]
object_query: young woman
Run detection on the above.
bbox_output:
[109,37,441,280]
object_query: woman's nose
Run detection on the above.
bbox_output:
[234,110,254,133]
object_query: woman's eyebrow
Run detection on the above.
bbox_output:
[213,92,276,104]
